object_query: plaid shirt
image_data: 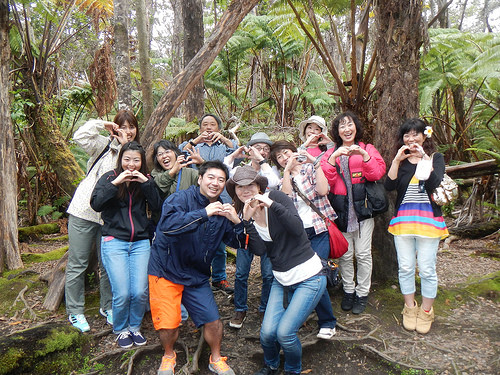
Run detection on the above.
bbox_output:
[284,163,337,234]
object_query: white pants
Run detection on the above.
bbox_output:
[339,218,375,297]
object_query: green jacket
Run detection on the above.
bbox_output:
[151,167,199,201]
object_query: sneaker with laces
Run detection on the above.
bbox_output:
[341,291,355,311]
[158,352,176,375]
[130,330,147,346]
[212,280,234,293]
[352,295,368,314]
[208,355,235,375]
[316,327,336,340]
[68,314,90,332]
[116,331,133,348]
[99,308,113,325]
[229,311,246,329]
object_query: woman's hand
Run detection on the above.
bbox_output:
[328,146,350,165]
[347,144,370,162]
[186,148,204,165]
[112,170,148,185]
[284,152,303,172]
[317,133,333,146]
[242,196,264,220]
[253,194,273,208]
[246,145,265,163]
[103,121,128,145]
[394,145,411,163]
[299,150,315,164]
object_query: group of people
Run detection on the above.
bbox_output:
[64,110,449,375]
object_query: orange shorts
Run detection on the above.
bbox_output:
[148,275,183,330]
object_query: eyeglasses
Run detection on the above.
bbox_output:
[254,146,270,152]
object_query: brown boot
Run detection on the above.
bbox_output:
[401,301,418,331]
[416,306,435,334]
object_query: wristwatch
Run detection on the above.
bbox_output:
[189,140,196,147]
[258,159,267,165]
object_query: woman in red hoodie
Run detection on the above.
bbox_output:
[320,111,386,314]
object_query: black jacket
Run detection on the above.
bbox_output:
[384,153,445,217]
[90,170,162,242]
[243,190,316,272]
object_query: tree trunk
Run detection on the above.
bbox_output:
[373,0,424,281]
[140,0,260,154]
[182,0,205,122]
[29,105,85,197]
[113,0,133,110]
[0,0,23,272]
[170,0,183,78]
[136,0,154,124]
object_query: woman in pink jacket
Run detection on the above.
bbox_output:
[321,111,386,314]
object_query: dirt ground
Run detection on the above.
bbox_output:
[2,231,499,375]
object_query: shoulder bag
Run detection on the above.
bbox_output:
[291,180,349,259]
[431,154,458,206]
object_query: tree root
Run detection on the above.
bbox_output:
[191,327,205,373]
[12,285,37,320]
[359,344,435,371]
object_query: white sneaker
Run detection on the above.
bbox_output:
[317,327,336,340]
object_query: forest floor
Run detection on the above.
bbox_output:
[1,221,499,375]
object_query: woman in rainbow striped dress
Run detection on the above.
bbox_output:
[385,118,449,335]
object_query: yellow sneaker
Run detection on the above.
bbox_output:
[208,355,235,375]
[158,352,176,375]
[402,301,418,331]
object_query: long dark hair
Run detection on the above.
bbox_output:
[330,111,364,145]
[114,109,139,140]
[269,140,298,169]
[152,140,180,170]
[115,141,148,200]
[396,118,436,155]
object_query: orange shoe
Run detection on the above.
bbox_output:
[158,352,176,375]
[208,355,235,375]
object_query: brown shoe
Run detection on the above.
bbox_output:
[402,301,418,331]
[229,311,246,329]
[416,306,434,334]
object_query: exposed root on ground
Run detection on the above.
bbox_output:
[191,327,205,373]
[12,285,37,320]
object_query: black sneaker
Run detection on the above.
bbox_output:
[212,279,234,294]
[229,311,246,329]
[341,291,355,311]
[352,295,368,314]
[130,330,147,346]
[253,365,279,375]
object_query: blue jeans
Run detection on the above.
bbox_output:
[260,275,326,374]
[101,237,150,334]
[234,248,273,312]
[394,235,440,299]
[306,228,336,329]
[211,241,227,283]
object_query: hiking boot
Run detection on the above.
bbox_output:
[68,314,90,332]
[352,295,368,314]
[208,355,235,375]
[99,308,113,325]
[341,291,355,311]
[416,306,435,334]
[402,301,418,331]
[253,365,279,375]
[130,330,147,346]
[116,331,133,349]
[317,327,336,340]
[212,280,234,294]
[229,311,246,329]
[158,352,176,375]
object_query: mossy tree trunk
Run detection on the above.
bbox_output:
[0,0,23,272]
[113,0,133,110]
[372,0,424,281]
[29,104,84,197]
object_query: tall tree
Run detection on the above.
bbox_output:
[113,0,133,109]
[136,0,154,123]
[372,0,425,280]
[141,0,260,152]
[170,0,183,78]
[182,0,205,122]
[0,0,23,271]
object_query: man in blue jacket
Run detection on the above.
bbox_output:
[148,160,243,375]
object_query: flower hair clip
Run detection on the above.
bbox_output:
[424,126,433,139]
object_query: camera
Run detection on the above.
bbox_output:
[296,155,307,163]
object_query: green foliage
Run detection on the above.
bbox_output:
[36,195,69,220]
